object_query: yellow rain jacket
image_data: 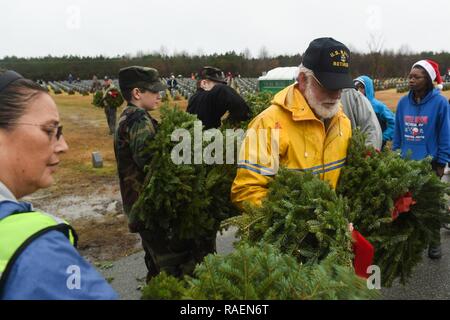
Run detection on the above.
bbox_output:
[231,84,352,209]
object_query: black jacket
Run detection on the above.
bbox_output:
[187,84,250,129]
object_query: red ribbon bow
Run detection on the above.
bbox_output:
[108,90,119,98]
[391,192,416,221]
[365,149,380,158]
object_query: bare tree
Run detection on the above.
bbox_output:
[258,46,269,59]
[367,33,384,78]
[159,45,168,57]
[242,47,252,59]
[195,47,205,57]
[397,44,412,56]
[135,50,145,58]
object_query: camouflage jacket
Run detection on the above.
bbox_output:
[114,104,158,231]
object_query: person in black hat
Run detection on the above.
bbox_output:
[115,66,166,220]
[187,66,250,129]
[232,37,354,208]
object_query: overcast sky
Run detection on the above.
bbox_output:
[2,0,450,58]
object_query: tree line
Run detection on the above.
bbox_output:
[1,50,449,81]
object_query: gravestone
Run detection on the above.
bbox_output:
[92,151,103,168]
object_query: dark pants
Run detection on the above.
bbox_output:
[104,107,117,134]
[138,229,216,282]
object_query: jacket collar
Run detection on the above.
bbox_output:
[408,88,438,105]
[0,181,18,204]
[0,181,34,220]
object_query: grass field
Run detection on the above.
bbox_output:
[377,89,450,112]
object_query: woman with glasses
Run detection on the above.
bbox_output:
[393,60,450,259]
[0,70,117,299]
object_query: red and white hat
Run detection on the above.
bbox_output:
[412,59,444,90]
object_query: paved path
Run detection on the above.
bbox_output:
[381,229,450,299]
[99,227,450,300]
[99,227,237,300]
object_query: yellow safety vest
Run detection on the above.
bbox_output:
[0,211,77,294]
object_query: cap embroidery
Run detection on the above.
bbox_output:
[330,50,349,68]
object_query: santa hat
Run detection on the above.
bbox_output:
[412,59,444,90]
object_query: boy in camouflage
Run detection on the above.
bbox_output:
[114,66,198,281]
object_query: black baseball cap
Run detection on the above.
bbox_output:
[119,66,166,93]
[302,37,354,90]
[198,66,227,84]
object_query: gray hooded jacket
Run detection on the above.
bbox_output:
[341,88,382,149]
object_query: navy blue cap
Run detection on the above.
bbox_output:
[302,38,354,90]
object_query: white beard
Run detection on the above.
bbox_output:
[304,82,340,119]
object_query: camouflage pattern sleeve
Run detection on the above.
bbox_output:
[127,115,156,170]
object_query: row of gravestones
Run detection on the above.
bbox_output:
[44,81,85,95]
[374,78,407,91]
[374,77,450,92]
[395,81,409,93]
[45,79,121,95]
[47,81,63,94]
[161,77,259,99]
[396,80,450,93]
[60,81,90,95]
[234,78,258,96]
[41,77,258,97]
[166,78,197,99]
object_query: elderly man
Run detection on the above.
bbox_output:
[231,38,354,208]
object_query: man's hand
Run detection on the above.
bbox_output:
[348,223,354,232]
[435,166,445,178]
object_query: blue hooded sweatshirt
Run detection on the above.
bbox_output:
[0,189,118,300]
[393,88,450,165]
[355,75,395,142]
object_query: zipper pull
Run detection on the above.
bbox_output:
[304,152,308,158]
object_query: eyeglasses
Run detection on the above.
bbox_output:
[310,73,324,87]
[6,123,63,140]
[408,75,426,80]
